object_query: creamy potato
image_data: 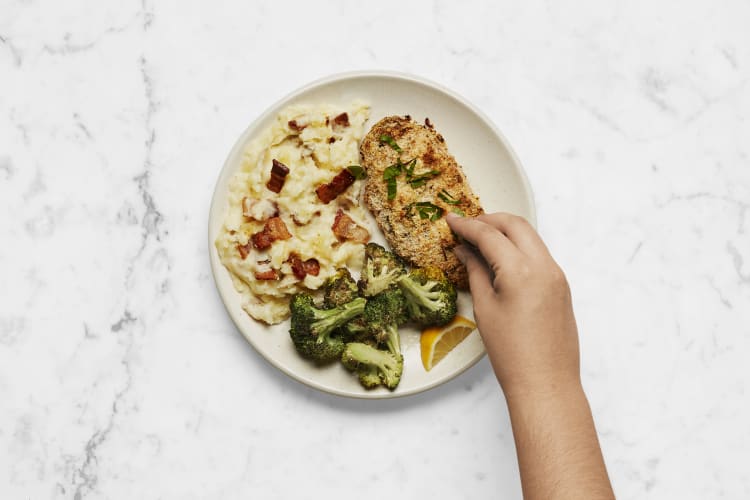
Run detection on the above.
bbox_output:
[215,103,371,324]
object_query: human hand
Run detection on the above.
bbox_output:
[446,212,580,399]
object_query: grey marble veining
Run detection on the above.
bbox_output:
[1,0,749,498]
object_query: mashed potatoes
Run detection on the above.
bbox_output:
[215,103,371,324]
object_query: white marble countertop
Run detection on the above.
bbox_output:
[2,1,748,498]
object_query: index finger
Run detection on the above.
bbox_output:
[446,213,522,278]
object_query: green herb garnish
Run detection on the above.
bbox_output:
[346,165,367,180]
[383,162,404,200]
[408,169,441,188]
[382,157,441,201]
[407,201,444,221]
[387,178,397,200]
[402,158,417,177]
[451,207,465,216]
[379,134,402,152]
[383,163,403,180]
[438,189,461,205]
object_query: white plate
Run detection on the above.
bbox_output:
[208,71,536,399]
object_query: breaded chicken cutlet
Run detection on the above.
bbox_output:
[360,116,483,289]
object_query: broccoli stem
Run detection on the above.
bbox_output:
[397,276,442,312]
[384,323,401,356]
[312,297,366,342]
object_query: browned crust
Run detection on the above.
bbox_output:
[360,116,483,288]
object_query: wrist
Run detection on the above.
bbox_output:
[501,374,584,410]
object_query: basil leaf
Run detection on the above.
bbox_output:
[403,158,417,177]
[438,189,460,204]
[346,165,366,180]
[408,169,441,187]
[406,201,444,221]
[383,163,402,180]
[379,134,402,152]
[387,178,397,200]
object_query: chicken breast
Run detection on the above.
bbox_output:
[360,115,483,289]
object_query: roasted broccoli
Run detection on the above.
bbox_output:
[364,287,408,356]
[339,315,370,342]
[341,342,403,390]
[397,266,457,327]
[358,243,406,297]
[323,268,372,342]
[289,293,366,363]
[323,268,359,308]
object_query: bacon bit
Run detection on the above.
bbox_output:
[325,116,330,126]
[425,117,433,128]
[333,112,350,128]
[251,216,292,250]
[237,242,252,260]
[288,120,307,132]
[242,197,279,221]
[316,168,356,204]
[332,209,370,244]
[254,269,280,280]
[266,159,290,193]
[327,137,336,144]
[288,253,321,280]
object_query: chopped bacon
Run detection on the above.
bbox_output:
[333,112,350,128]
[288,254,321,280]
[288,119,307,132]
[242,197,279,221]
[266,159,290,193]
[251,216,292,250]
[425,117,433,128]
[237,242,252,260]
[315,168,356,204]
[327,137,336,144]
[331,209,370,244]
[254,269,280,280]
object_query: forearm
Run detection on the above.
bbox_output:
[505,382,614,500]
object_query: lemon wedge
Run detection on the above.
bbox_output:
[420,315,477,371]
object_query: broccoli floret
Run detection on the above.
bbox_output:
[323,268,359,308]
[339,315,370,342]
[324,268,372,342]
[364,288,408,356]
[358,243,406,297]
[289,293,366,363]
[397,266,457,327]
[341,342,403,390]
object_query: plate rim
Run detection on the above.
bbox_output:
[208,70,536,399]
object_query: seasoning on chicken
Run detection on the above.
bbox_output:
[359,116,483,288]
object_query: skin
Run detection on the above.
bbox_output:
[446,212,615,500]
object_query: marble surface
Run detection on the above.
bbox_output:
[1,0,749,498]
